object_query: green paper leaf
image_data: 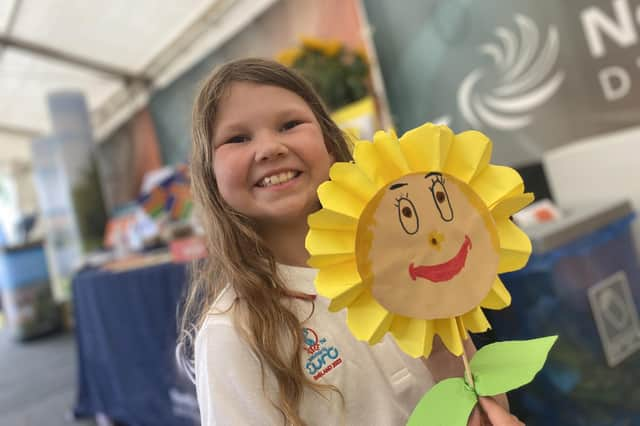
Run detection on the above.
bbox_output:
[470,336,558,396]
[407,377,477,426]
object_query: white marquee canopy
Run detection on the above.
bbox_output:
[0,0,276,161]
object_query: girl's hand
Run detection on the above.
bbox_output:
[467,397,525,426]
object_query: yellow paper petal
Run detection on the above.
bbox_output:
[315,259,361,284]
[308,209,357,231]
[390,316,435,358]
[307,253,355,268]
[456,316,469,340]
[320,282,366,312]
[315,260,365,311]
[443,130,492,183]
[372,130,411,175]
[353,139,404,187]
[347,290,394,344]
[305,229,356,256]
[461,307,491,333]
[317,181,367,219]
[435,318,463,356]
[480,276,512,309]
[496,217,532,273]
[491,193,535,220]
[399,123,453,173]
[470,165,525,209]
[329,162,379,203]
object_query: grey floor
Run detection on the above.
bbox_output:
[0,327,96,426]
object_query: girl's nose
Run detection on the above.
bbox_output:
[255,134,288,162]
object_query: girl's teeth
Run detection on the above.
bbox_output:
[262,171,296,187]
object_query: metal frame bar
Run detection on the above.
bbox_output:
[0,35,152,85]
[0,122,42,138]
[0,0,22,60]
[2,0,22,34]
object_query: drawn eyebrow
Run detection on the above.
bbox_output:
[389,183,408,190]
[424,172,442,179]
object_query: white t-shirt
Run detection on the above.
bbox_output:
[195,264,434,426]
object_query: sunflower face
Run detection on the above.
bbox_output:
[306,123,533,357]
[360,172,500,320]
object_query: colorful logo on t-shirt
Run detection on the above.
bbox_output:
[302,327,343,380]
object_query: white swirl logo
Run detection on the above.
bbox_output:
[457,14,565,130]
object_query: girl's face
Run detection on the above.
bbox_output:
[212,82,334,229]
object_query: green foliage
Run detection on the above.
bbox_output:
[407,377,477,426]
[407,336,558,425]
[471,336,558,396]
[290,44,369,110]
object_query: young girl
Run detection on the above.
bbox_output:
[178,58,522,426]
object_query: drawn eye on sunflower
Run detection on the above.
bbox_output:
[306,123,557,425]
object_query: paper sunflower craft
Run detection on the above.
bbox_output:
[306,122,557,425]
[306,123,533,357]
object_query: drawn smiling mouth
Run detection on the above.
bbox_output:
[409,235,472,283]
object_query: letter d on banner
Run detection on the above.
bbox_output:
[599,66,631,101]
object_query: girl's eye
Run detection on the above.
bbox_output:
[226,135,249,144]
[281,120,302,131]
[395,196,419,235]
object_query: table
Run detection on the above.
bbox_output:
[486,203,640,425]
[72,261,199,426]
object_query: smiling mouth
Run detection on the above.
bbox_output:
[256,171,301,187]
[409,235,472,283]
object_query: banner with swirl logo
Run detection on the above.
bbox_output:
[363,0,640,166]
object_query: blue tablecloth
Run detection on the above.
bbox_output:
[72,261,199,426]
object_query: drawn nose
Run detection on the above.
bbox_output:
[428,231,444,250]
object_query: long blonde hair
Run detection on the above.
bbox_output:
[178,58,352,425]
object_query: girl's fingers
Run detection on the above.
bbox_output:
[467,406,491,426]
[478,397,525,426]
[467,407,482,426]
